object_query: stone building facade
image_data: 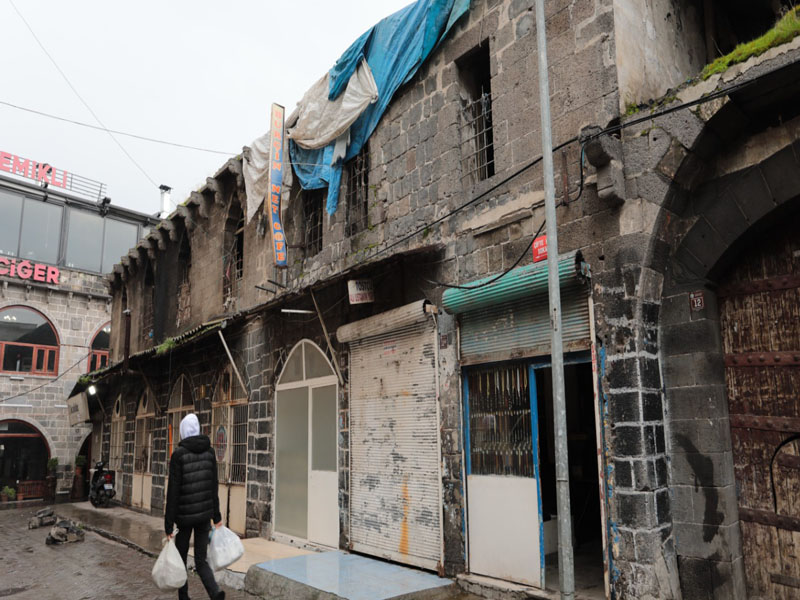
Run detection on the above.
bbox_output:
[0,167,156,500]
[93,1,800,598]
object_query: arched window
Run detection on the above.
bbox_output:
[88,322,111,373]
[0,306,59,376]
[222,201,244,309]
[167,375,194,457]
[109,396,125,474]
[176,233,191,328]
[141,261,155,347]
[212,364,248,484]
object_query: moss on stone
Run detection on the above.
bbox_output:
[155,338,177,355]
[701,7,800,80]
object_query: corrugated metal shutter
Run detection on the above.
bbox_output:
[460,282,590,364]
[349,318,442,571]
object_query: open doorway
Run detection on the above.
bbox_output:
[536,358,605,599]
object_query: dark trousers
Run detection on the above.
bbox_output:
[174,522,220,600]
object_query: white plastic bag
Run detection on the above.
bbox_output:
[152,536,187,590]
[208,525,244,571]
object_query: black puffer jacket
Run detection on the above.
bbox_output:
[164,434,221,535]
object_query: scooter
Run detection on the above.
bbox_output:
[88,460,116,508]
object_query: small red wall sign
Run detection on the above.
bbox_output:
[0,257,60,284]
[533,236,548,263]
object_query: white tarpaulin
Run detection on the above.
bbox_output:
[287,58,378,150]
[242,132,271,224]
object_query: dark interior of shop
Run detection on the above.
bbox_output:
[536,361,606,597]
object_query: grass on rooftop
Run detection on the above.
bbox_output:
[701,7,800,80]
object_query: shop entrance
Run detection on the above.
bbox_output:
[464,355,605,596]
[0,420,50,499]
[274,340,339,548]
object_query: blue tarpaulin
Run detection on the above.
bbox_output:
[290,0,469,214]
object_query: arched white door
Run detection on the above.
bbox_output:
[274,340,338,547]
[132,389,154,510]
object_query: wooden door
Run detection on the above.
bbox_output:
[719,220,800,597]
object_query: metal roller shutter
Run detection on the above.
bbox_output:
[348,317,442,571]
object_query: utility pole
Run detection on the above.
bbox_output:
[535,2,575,599]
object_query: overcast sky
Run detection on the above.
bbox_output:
[1,0,411,216]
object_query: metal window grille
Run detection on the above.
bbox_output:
[212,369,248,484]
[466,363,534,477]
[303,190,324,256]
[134,417,154,473]
[110,418,125,473]
[460,90,495,184]
[223,216,244,307]
[141,293,154,347]
[345,148,369,236]
[168,376,193,456]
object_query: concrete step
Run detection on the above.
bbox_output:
[245,551,461,600]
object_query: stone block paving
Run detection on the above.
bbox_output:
[0,508,250,599]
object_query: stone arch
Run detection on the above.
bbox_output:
[647,72,800,598]
[0,416,54,459]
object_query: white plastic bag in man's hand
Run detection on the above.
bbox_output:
[208,526,244,571]
[152,536,187,590]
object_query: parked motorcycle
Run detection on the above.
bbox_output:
[88,461,116,508]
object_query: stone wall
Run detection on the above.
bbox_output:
[0,270,111,495]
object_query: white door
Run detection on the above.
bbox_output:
[274,341,339,548]
[348,321,443,571]
[308,384,338,547]
[465,363,544,587]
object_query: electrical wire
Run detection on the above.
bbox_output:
[0,100,237,157]
[8,0,159,187]
[422,218,547,290]
[349,75,760,271]
[1,351,91,403]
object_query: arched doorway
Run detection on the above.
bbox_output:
[0,419,50,499]
[274,340,338,547]
[168,375,194,457]
[718,215,800,596]
[211,363,248,534]
[132,389,155,511]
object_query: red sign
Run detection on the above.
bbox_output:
[0,257,60,284]
[689,291,705,312]
[0,151,70,189]
[532,235,548,263]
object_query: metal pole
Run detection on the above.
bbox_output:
[535,2,574,598]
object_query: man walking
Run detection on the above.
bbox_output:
[165,413,225,600]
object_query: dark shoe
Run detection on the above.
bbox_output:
[212,592,225,600]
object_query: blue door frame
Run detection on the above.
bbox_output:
[462,351,593,585]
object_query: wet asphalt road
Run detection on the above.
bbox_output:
[0,508,250,599]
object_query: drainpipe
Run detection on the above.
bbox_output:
[535,2,574,599]
[123,309,131,373]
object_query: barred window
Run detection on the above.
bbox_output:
[109,396,125,473]
[303,189,324,256]
[223,203,244,309]
[176,234,191,328]
[212,366,248,484]
[457,44,495,184]
[168,375,194,457]
[141,262,155,347]
[344,146,369,236]
[134,390,154,474]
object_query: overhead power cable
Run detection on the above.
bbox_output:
[1,352,90,404]
[8,0,158,187]
[0,100,237,157]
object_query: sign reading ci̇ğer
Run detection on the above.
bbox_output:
[267,104,287,267]
[0,151,70,189]
[0,257,60,284]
